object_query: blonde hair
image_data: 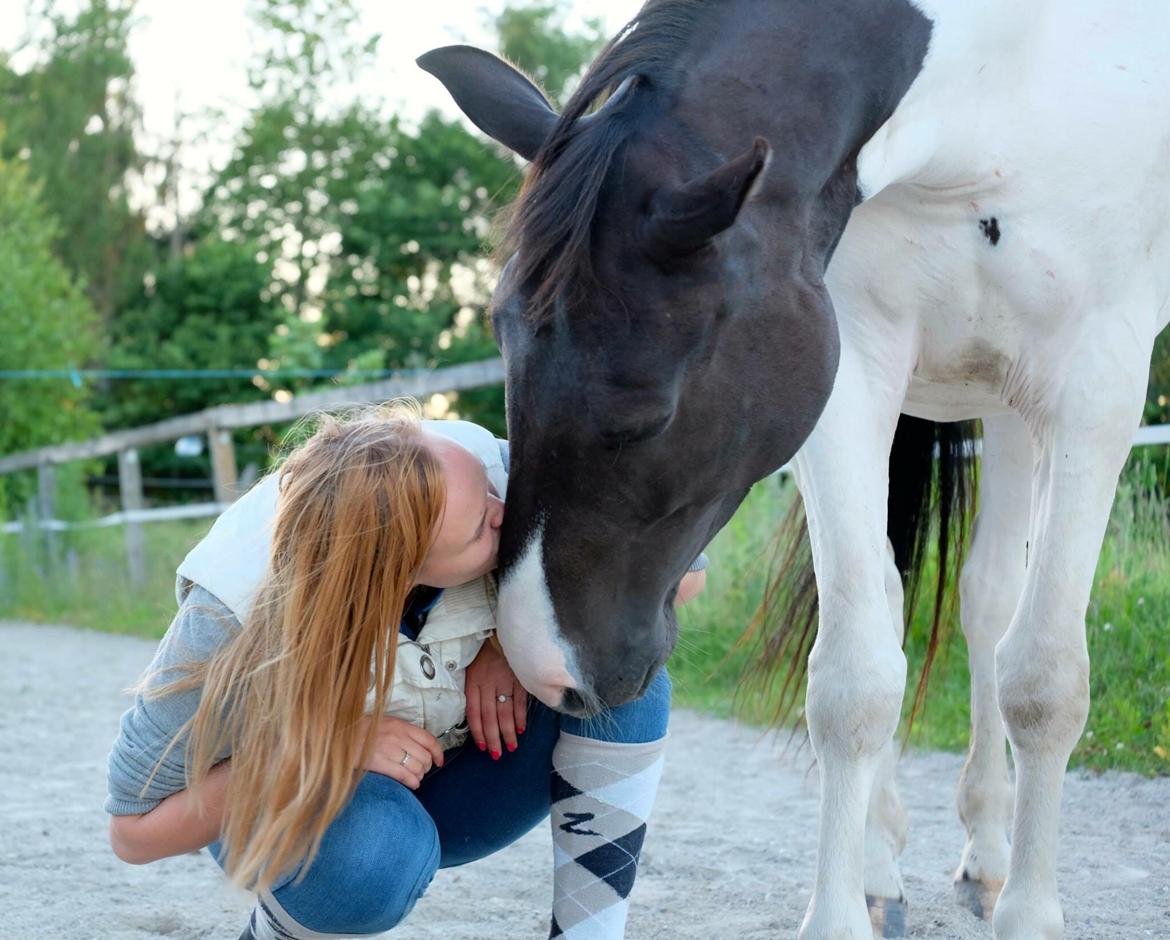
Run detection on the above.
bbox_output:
[146,400,445,891]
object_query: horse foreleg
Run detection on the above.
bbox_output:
[862,545,910,937]
[993,336,1149,940]
[795,350,908,940]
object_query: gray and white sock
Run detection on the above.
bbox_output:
[548,732,667,939]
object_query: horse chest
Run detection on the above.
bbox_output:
[825,0,1170,423]
[827,185,1086,422]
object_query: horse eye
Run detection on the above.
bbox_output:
[597,410,673,447]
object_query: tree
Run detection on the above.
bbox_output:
[101,235,284,426]
[325,112,518,369]
[0,155,101,514]
[0,0,148,324]
[199,0,385,364]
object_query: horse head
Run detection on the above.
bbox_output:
[418,6,918,710]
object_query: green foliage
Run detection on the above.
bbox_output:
[326,111,519,369]
[0,155,101,512]
[496,3,607,104]
[93,234,286,480]
[0,0,147,322]
[100,236,284,429]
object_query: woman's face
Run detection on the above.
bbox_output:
[413,432,505,588]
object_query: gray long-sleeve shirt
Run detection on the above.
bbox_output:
[104,584,237,815]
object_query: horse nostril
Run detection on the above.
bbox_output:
[559,687,600,718]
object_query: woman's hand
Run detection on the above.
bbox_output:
[464,638,528,759]
[355,715,446,789]
[676,568,708,606]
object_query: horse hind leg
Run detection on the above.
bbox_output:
[863,543,910,938]
[953,414,1032,919]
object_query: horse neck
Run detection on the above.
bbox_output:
[655,0,933,196]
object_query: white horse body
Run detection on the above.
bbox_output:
[797,2,1170,938]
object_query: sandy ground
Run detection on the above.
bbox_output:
[2,620,1168,940]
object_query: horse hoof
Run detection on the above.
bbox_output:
[866,894,908,938]
[953,871,1003,920]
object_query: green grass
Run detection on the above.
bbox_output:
[0,516,214,638]
[671,456,1170,777]
[3,455,1168,775]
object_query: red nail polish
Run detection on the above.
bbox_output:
[477,741,486,751]
[507,742,517,752]
[491,750,501,760]
[517,726,526,735]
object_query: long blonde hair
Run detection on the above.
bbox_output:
[148,401,445,892]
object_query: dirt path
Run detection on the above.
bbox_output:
[3,621,1167,939]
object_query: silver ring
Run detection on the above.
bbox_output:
[497,693,511,704]
[399,749,411,766]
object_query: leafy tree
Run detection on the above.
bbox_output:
[199,0,384,349]
[325,112,518,370]
[0,155,101,514]
[101,235,283,428]
[0,0,147,323]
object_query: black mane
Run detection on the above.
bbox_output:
[504,0,713,321]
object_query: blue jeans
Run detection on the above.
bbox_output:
[211,669,670,935]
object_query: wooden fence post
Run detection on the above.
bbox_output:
[118,448,146,588]
[208,423,239,504]
[37,459,58,578]
[21,497,40,577]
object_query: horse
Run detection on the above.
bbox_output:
[419,1,1170,936]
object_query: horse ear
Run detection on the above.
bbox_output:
[645,138,772,256]
[417,45,558,161]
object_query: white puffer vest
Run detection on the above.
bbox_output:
[175,420,509,750]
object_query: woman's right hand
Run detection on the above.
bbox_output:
[355,715,446,789]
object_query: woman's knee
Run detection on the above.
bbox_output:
[273,774,441,934]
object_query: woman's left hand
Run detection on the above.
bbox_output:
[465,639,528,759]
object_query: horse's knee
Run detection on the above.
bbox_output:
[807,600,906,761]
[996,634,1089,756]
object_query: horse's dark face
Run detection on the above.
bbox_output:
[416,24,906,710]
[483,140,841,711]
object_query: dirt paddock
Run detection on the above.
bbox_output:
[3,621,1167,938]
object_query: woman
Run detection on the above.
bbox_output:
[104,401,706,940]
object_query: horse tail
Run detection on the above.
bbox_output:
[740,416,979,731]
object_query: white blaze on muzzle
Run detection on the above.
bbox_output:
[496,523,580,708]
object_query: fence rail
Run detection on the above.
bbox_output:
[2,356,1168,588]
[1,358,506,586]
[0,359,506,475]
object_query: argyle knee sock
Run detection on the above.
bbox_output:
[548,732,667,939]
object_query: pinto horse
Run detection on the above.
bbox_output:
[420,1,1170,937]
